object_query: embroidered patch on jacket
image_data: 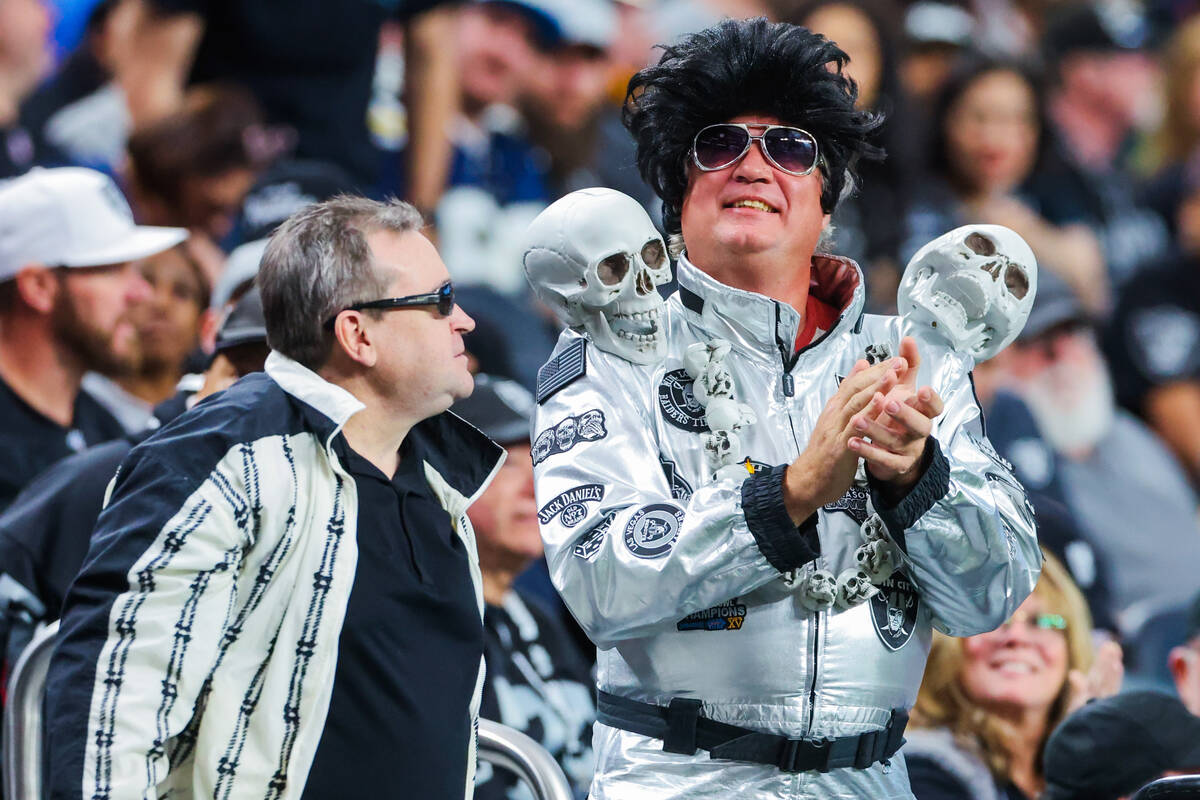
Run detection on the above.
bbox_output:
[623,503,684,559]
[966,431,1015,473]
[537,338,587,405]
[677,598,747,631]
[531,409,607,466]
[823,486,870,525]
[538,483,605,527]
[870,570,919,651]
[657,369,709,432]
[658,456,694,501]
[573,513,615,560]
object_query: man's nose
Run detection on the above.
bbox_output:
[452,304,476,334]
[124,263,154,304]
[731,139,773,181]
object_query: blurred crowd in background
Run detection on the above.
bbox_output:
[3,0,1200,797]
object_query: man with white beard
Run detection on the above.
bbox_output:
[995,275,1200,636]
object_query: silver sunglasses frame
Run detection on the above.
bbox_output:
[690,123,821,177]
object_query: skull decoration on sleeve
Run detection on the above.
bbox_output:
[522,188,673,365]
[898,224,1038,362]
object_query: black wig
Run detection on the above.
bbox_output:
[623,17,883,235]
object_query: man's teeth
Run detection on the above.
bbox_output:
[995,661,1034,674]
[730,200,777,213]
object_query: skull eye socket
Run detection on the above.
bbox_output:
[597,253,630,286]
[641,239,666,270]
[1004,264,1029,299]
[965,232,997,256]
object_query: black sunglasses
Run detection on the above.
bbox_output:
[692,123,821,176]
[324,280,455,329]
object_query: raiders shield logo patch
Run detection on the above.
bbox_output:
[657,369,709,432]
[870,570,919,651]
[624,503,684,559]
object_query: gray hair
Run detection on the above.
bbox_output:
[257,195,423,369]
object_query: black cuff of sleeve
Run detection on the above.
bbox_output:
[867,437,951,552]
[741,465,819,573]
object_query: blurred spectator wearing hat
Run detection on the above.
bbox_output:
[988,272,1200,637]
[906,552,1122,800]
[0,166,185,511]
[1041,690,1200,800]
[0,0,60,178]
[0,288,269,677]
[1105,152,1200,485]
[1025,2,1170,290]
[452,375,596,800]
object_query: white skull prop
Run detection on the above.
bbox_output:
[800,569,837,611]
[835,568,878,609]
[898,224,1038,362]
[703,429,742,468]
[704,397,756,433]
[523,188,672,364]
[855,540,900,583]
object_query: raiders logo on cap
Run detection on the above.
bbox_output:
[657,369,709,432]
[870,570,919,651]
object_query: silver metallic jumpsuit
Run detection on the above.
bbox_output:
[531,253,1041,799]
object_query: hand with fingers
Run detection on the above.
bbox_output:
[847,337,945,498]
[782,356,909,525]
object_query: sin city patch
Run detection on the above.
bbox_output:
[573,513,615,561]
[538,484,605,528]
[624,503,684,559]
[657,369,709,433]
[677,598,747,632]
[532,409,607,466]
[870,570,919,651]
[823,486,870,525]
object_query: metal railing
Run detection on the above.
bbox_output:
[4,621,574,800]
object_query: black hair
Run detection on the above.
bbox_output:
[623,17,883,235]
[927,53,1049,193]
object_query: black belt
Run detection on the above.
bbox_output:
[597,691,908,774]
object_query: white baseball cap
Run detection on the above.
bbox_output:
[0,167,188,281]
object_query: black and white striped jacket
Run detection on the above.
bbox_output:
[45,352,505,800]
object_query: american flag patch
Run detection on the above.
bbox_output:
[537,338,587,404]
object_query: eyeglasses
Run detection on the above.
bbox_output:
[999,612,1069,634]
[692,123,821,176]
[324,280,455,329]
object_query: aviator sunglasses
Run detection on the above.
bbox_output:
[324,280,455,329]
[691,123,821,176]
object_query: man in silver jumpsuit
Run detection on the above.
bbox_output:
[530,18,1041,799]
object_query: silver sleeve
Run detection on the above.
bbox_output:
[533,348,792,649]
[880,362,1042,637]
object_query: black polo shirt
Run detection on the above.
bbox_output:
[0,375,125,513]
[302,433,483,799]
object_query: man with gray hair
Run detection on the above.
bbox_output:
[45,196,501,800]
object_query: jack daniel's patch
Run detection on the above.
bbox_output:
[870,570,919,651]
[657,369,709,432]
[823,486,870,525]
[677,598,747,631]
[538,484,605,527]
[537,338,587,405]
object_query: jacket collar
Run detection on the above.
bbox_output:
[675,251,867,358]
[265,351,365,449]
[266,351,505,502]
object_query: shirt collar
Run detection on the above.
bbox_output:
[265,350,366,448]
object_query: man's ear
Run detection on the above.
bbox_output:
[14,265,59,314]
[331,311,378,368]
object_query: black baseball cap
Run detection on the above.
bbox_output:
[214,287,267,353]
[450,375,534,446]
[1043,2,1148,67]
[1017,269,1091,344]
[1042,691,1200,800]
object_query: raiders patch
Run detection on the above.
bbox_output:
[870,570,919,651]
[538,483,605,527]
[677,598,747,632]
[624,503,684,559]
[537,338,587,405]
[824,486,870,525]
[573,513,615,560]
[966,431,1015,474]
[659,456,694,501]
[532,409,607,466]
[657,369,709,432]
